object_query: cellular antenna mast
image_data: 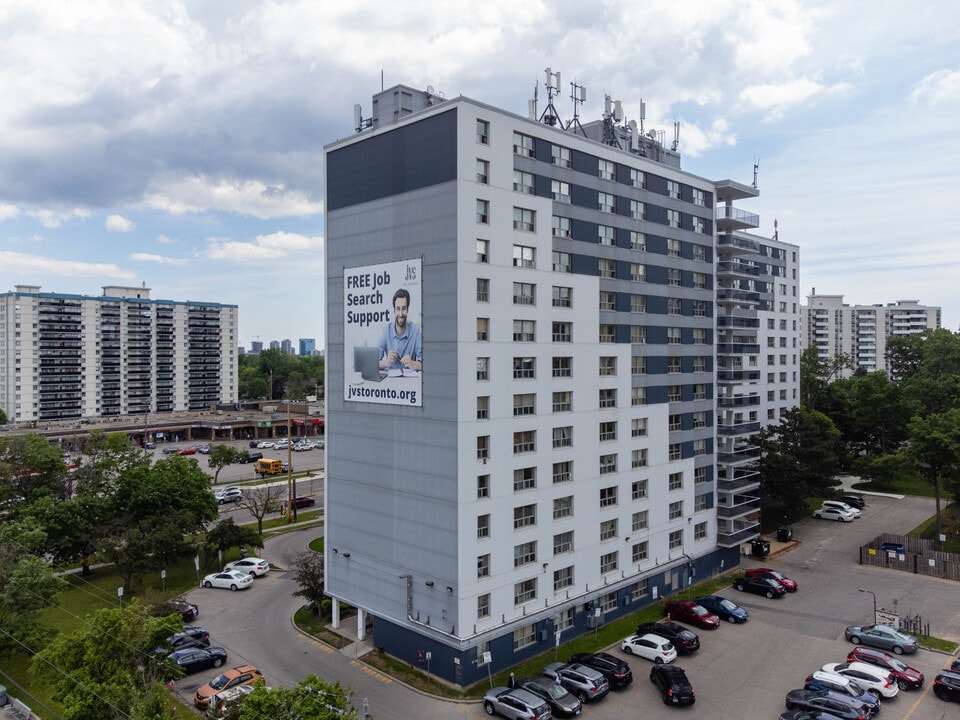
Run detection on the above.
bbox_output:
[753,158,760,189]
[601,94,624,149]
[539,67,562,126]
[567,81,587,137]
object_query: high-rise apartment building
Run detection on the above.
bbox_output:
[323,82,793,684]
[299,338,316,356]
[0,285,238,422]
[801,294,940,378]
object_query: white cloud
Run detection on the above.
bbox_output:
[24,208,91,228]
[105,214,135,232]
[129,252,187,265]
[144,175,324,220]
[738,78,851,121]
[0,203,19,221]
[0,251,134,278]
[205,231,323,262]
[909,69,960,106]
[156,234,175,244]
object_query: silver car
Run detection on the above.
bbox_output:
[542,662,609,702]
[482,687,552,720]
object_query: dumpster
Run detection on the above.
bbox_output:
[777,527,793,542]
[751,539,770,558]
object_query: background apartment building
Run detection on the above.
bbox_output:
[801,294,940,378]
[0,284,238,423]
[324,82,794,684]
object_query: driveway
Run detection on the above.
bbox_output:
[177,494,960,719]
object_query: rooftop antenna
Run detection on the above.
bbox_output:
[566,81,587,137]
[528,77,538,120]
[539,67,561,126]
[752,158,760,189]
[773,218,779,242]
[353,104,373,133]
[672,121,680,151]
[601,95,623,148]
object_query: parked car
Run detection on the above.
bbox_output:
[693,595,748,623]
[202,570,254,591]
[567,652,632,688]
[281,496,316,512]
[482,687,552,720]
[143,441,156,449]
[649,664,695,706]
[156,598,198,622]
[847,646,924,689]
[821,500,862,518]
[635,621,700,655]
[194,665,263,709]
[162,446,181,454]
[292,442,312,452]
[839,494,866,509]
[784,688,873,719]
[779,711,857,720]
[223,557,270,577]
[168,625,210,650]
[215,488,243,504]
[178,446,198,455]
[822,661,898,698]
[517,676,582,717]
[542,662,609,702]
[732,575,787,598]
[934,669,960,702]
[196,444,211,454]
[813,505,857,522]
[248,440,260,448]
[168,647,228,675]
[743,567,798,592]
[664,600,720,629]
[256,441,274,449]
[804,670,882,714]
[620,633,677,664]
[844,624,919,655]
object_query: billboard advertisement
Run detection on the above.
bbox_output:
[343,258,422,407]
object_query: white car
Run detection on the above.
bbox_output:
[812,505,856,522]
[202,570,254,591]
[822,661,899,698]
[620,633,677,664]
[223,557,270,577]
[821,499,862,518]
[256,441,274,449]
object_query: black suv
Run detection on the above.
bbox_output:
[169,625,211,650]
[518,677,582,718]
[934,669,960,702]
[650,664,695,706]
[839,494,866,509]
[567,652,632,688]
[635,621,700,655]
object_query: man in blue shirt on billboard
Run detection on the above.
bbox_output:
[378,288,422,371]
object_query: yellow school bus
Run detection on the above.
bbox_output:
[255,459,284,475]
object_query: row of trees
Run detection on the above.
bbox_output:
[239,348,324,401]
[757,329,960,532]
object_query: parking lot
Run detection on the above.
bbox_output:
[177,492,960,719]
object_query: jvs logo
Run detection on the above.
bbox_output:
[405,264,417,281]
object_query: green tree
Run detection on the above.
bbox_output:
[800,346,851,411]
[30,599,182,720]
[285,549,326,614]
[240,484,285,536]
[209,443,245,484]
[0,407,7,424]
[0,432,70,509]
[907,409,960,537]
[233,674,356,720]
[204,518,263,569]
[830,371,911,458]
[898,329,960,416]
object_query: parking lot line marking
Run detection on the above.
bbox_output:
[349,660,393,684]
[902,681,936,718]
[308,639,335,654]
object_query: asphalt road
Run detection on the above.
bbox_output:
[176,492,960,719]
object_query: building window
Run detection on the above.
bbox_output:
[631,325,647,344]
[552,322,572,343]
[513,356,535,379]
[666,208,680,228]
[477,436,489,461]
[551,144,571,167]
[632,510,649,532]
[478,594,490,619]
[693,356,707,372]
[553,286,572,308]
[553,495,573,519]
[514,541,537,567]
[514,504,536,529]
[600,453,617,475]
[668,384,682,402]
[693,300,707,317]
[627,296,645,317]
[476,278,489,303]
[513,623,536,650]
[476,357,489,381]
[667,238,682,257]
[477,554,490,578]
[695,467,708,485]
[669,443,682,461]
[477,396,489,420]
[667,180,680,198]
[668,298,682,315]
[552,251,571,273]
[599,291,616,311]
[694,522,708,541]
[630,230,646,250]
[477,474,490,498]
[476,199,489,224]
[599,324,615,343]
[669,472,683,491]
[600,551,618,574]
[513,393,536,416]
[632,479,648,500]
[552,215,571,238]
[598,158,615,180]
[631,448,648,468]
[667,327,682,344]
[552,426,573,448]
[599,421,617,442]
[630,199,645,220]
[630,168,645,188]
[513,243,535,267]
[669,414,682,432]
[692,328,705,345]
[513,431,536,454]
[476,239,489,263]
[694,438,707,456]
[476,119,489,144]
[631,387,646,406]
[477,514,490,538]
[693,411,706,428]
[599,356,616,376]
[551,179,570,203]
[598,224,615,245]
[599,388,616,408]
[630,263,646,282]
[668,356,682,374]
[693,272,706,289]
[598,258,615,279]
[631,417,648,437]
[513,319,535,342]
[693,243,706,261]
[692,217,705,234]
[552,461,572,485]
[692,188,705,206]
[599,486,618,507]
[598,191,615,213]
[669,530,683,550]
[695,494,708,512]
[553,566,574,592]
[476,158,489,184]
[513,170,534,194]
[668,268,682,286]
[513,466,536,492]
[694,383,707,400]
[514,578,537,605]
[514,132,534,157]
[552,391,572,413]
[552,356,571,377]
[632,542,649,564]
[476,317,489,341]
[600,518,618,541]
[553,531,573,555]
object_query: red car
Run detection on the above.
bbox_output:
[846,646,924,690]
[178,446,198,455]
[744,567,797,592]
[664,600,720,630]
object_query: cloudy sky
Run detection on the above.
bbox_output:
[1,1,957,348]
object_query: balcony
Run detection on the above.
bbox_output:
[717,342,761,355]
[715,494,760,519]
[717,260,760,277]
[717,233,760,254]
[715,519,761,548]
[717,288,760,305]
[717,394,760,408]
[715,205,760,231]
[717,369,761,382]
[717,420,761,435]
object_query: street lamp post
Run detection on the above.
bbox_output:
[858,588,877,622]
